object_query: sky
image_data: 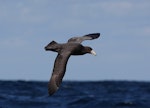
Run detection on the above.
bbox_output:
[0,0,150,81]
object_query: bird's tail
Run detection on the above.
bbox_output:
[49,41,57,46]
[45,41,60,52]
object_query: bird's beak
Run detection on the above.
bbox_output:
[90,50,97,56]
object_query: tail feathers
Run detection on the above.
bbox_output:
[49,41,57,45]
[47,41,58,47]
[45,40,59,52]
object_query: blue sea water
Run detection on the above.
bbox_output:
[0,81,150,108]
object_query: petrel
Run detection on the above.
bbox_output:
[45,33,100,95]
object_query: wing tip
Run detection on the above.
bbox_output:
[92,33,100,36]
[48,92,55,96]
[48,78,59,96]
[86,33,100,39]
[94,33,100,38]
[48,86,59,96]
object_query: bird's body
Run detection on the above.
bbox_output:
[45,33,100,95]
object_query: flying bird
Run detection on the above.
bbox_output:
[45,33,100,95]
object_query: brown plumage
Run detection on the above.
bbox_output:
[45,33,100,95]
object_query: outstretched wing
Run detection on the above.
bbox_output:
[68,33,100,43]
[48,51,71,95]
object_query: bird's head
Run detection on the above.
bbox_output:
[84,47,97,56]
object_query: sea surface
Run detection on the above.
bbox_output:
[0,80,150,108]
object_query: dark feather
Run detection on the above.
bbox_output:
[45,33,100,95]
[48,51,71,95]
[68,33,100,43]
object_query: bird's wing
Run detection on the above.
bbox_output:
[48,51,71,95]
[68,33,100,43]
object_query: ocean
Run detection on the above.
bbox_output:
[0,80,150,108]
